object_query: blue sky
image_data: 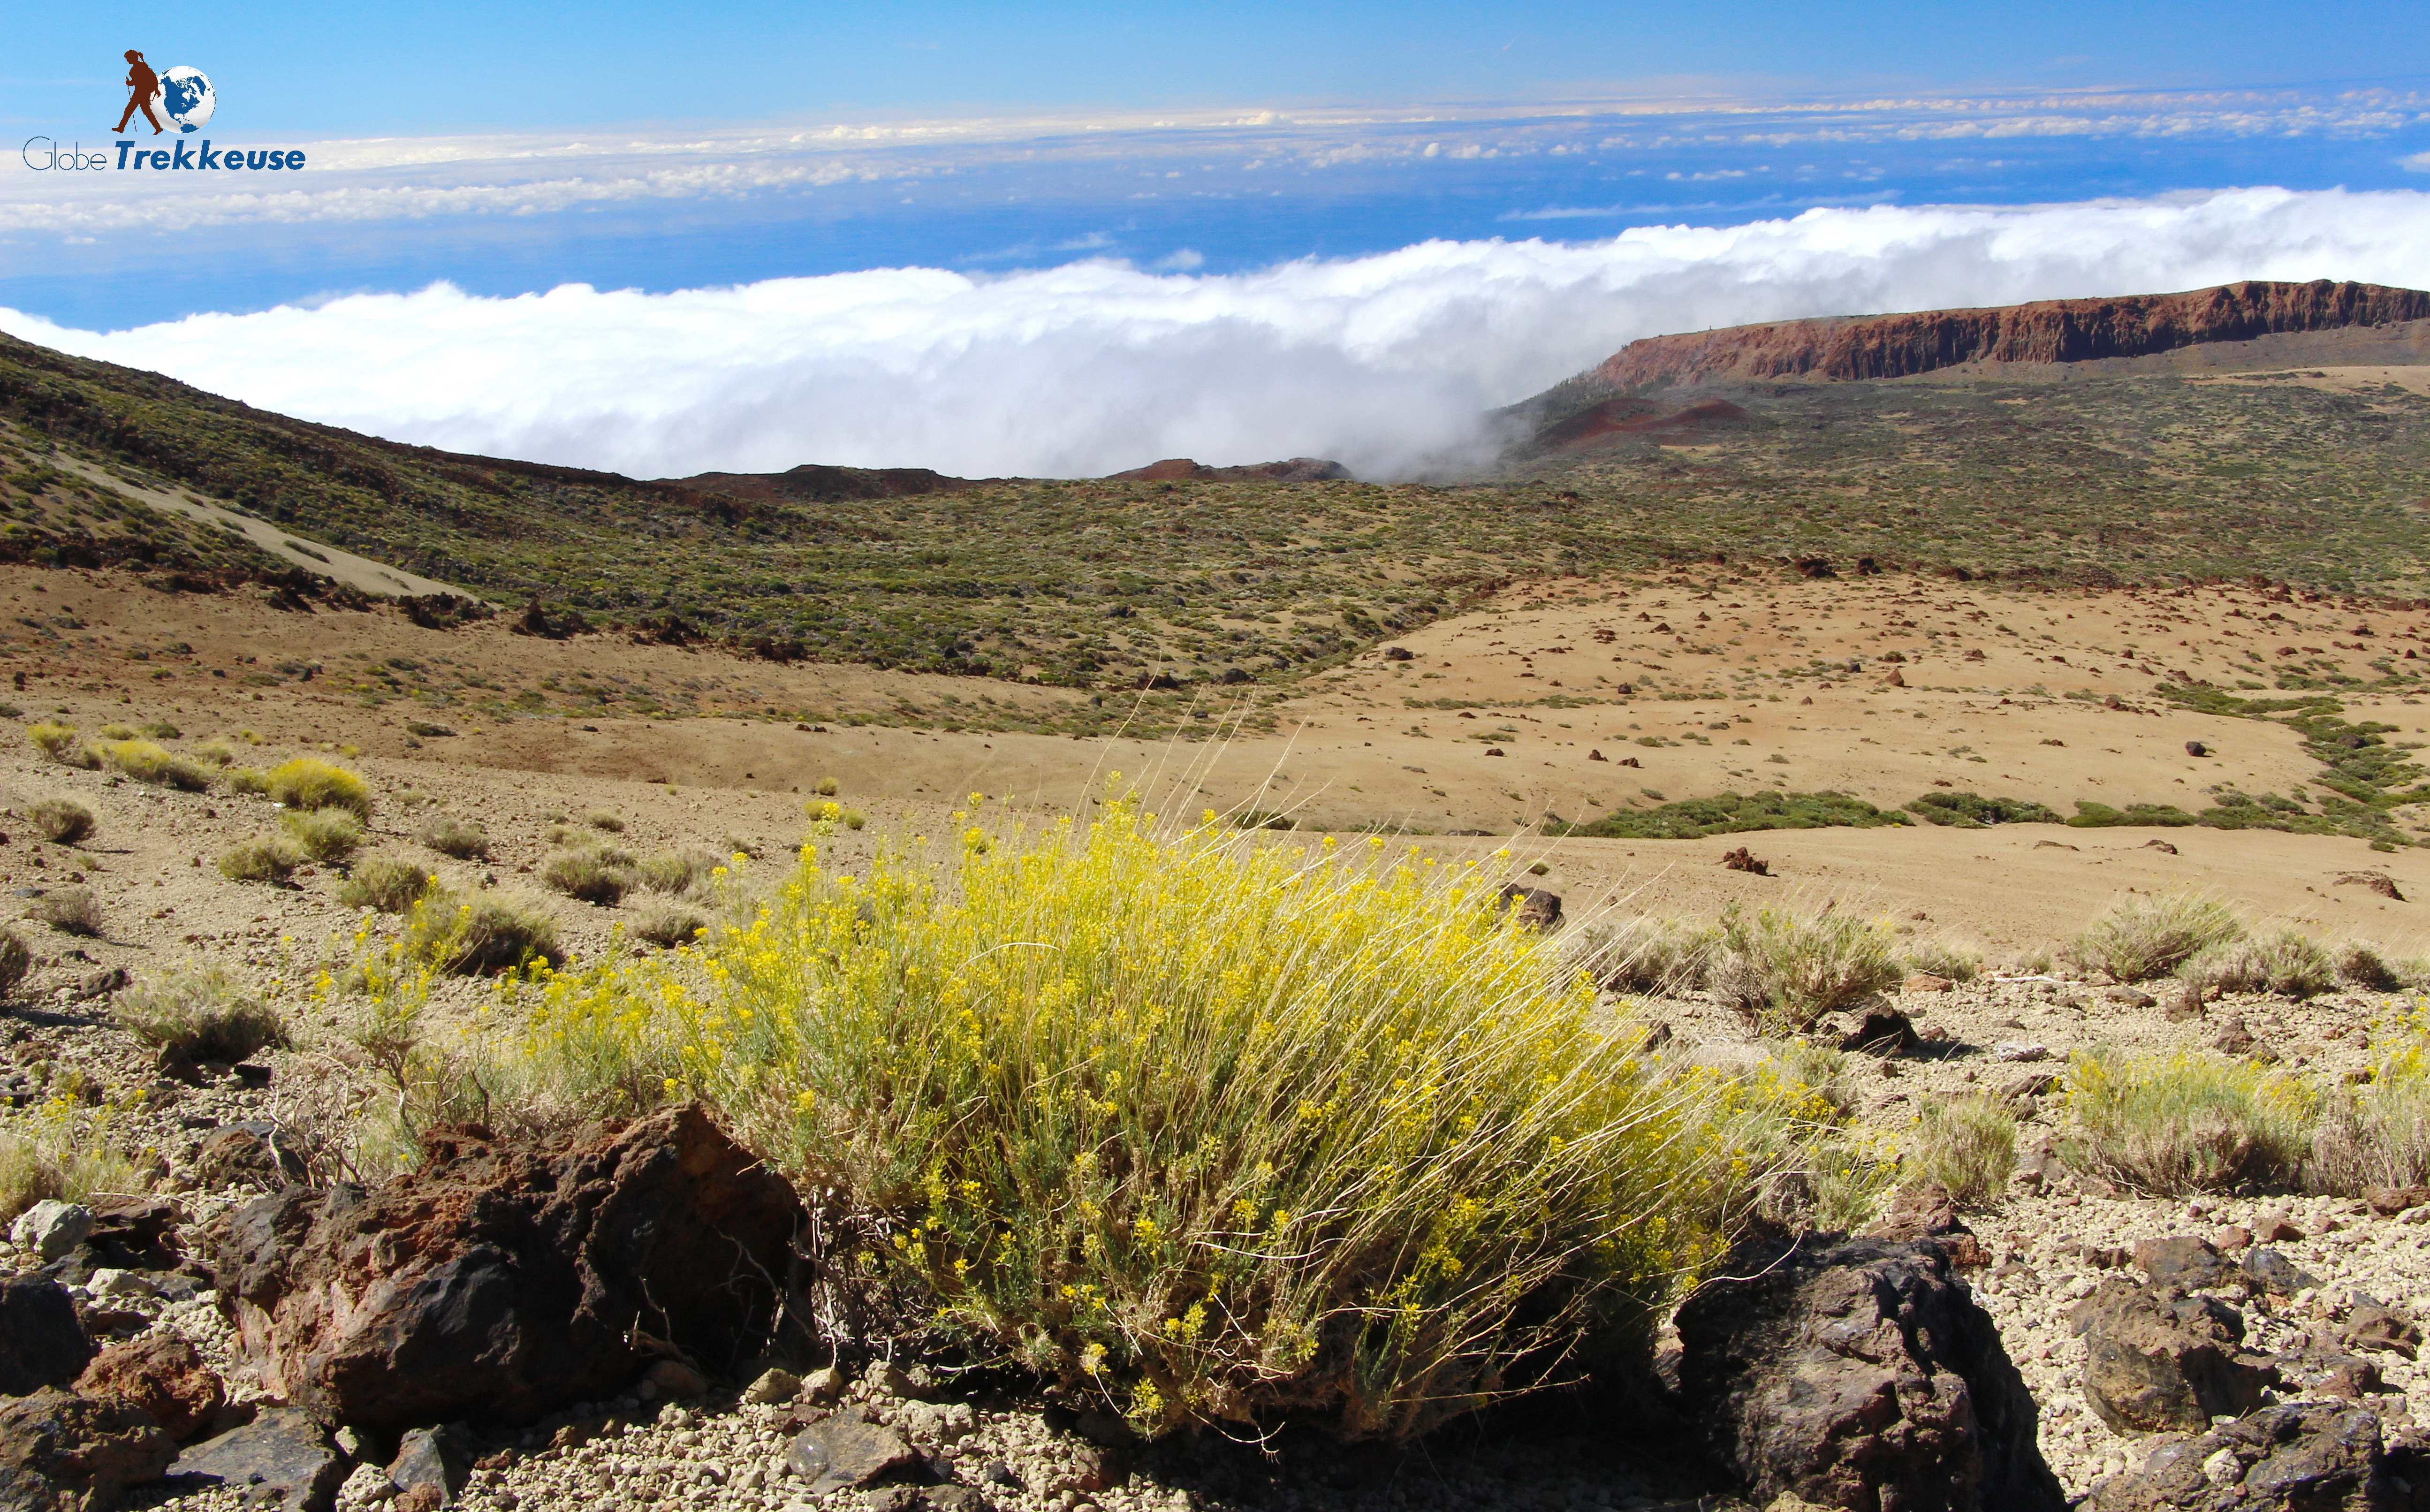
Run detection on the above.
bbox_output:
[6,4,2430,478]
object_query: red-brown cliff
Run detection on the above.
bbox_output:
[1591,280,2430,389]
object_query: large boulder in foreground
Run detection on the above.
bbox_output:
[0,1275,94,1395]
[1675,1234,2064,1512]
[2071,1278,2269,1435]
[198,1102,803,1432]
[0,1386,175,1511]
[2083,1402,2427,1512]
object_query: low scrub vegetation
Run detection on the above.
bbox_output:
[26,721,88,766]
[96,738,213,792]
[0,1101,144,1224]
[30,888,102,937]
[0,930,28,996]
[418,814,490,860]
[336,856,435,914]
[1900,1097,2017,1208]
[1900,939,1984,983]
[219,836,306,885]
[631,900,710,949]
[265,757,372,818]
[1906,791,2063,828]
[280,807,365,864]
[1579,916,1718,996]
[26,798,92,845]
[416,803,1852,1442]
[2182,930,2337,1000]
[1708,903,1903,1032]
[116,966,288,1071]
[404,889,563,976]
[1557,790,1909,841]
[2061,1049,2315,1195]
[2064,891,2245,983]
[638,848,720,897]
[542,844,637,906]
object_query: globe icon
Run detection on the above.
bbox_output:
[160,66,215,133]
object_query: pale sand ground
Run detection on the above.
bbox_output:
[7,562,2427,957]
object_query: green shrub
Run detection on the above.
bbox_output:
[1557,790,1908,841]
[30,888,101,937]
[631,900,710,949]
[2314,1008,2430,1193]
[116,966,288,1070]
[2067,800,2200,829]
[2061,1049,2314,1195]
[843,809,867,831]
[2333,942,2405,992]
[219,836,305,885]
[26,799,92,845]
[498,801,1753,1442]
[139,720,181,740]
[94,739,213,792]
[638,848,719,896]
[0,930,29,996]
[279,807,364,864]
[2064,891,2245,983]
[96,723,138,742]
[265,758,372,818]
[1708,904,1903,1032]
[2182,930,2336,999]
[224,766,271,797]
[542,845,636,905]
[1901,939,1984,983]
[1580,916,1718,996]
[1901,1097,2017,1208]
[27,722,96,769]
[0,1102,142,1225]
[814,776,840,796]
[417,815,490,860]
[1906,792,2063,828]
[336,856,434,914]
[406,889,563,975]
[585,810,626,833]
[192,738,237,767]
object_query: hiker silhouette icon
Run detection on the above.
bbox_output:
[114,49,163,135]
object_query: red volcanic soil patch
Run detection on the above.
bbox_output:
[1537,397,1752,451]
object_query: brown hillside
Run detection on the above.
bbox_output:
[1592,279,2430,389]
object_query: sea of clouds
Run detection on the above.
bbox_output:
[7,185,2430,480]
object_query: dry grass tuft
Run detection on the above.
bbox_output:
[219,836,306,886]
[1707,904,1903,1032]
[116,966,288,1071]
[542,845,637,906]
[1899,1096,2017,1209]
[279,807,365,864]
[26,799,92,845]
[2182,930,2337,999]
[265,758,372,818]
[2061,1049,2314,1195]
[29,888,102,937]
[2065,891,2244,983]
[336,856,436,914]
[417,814,491,860]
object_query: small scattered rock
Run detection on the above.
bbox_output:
[1903,973,1956,994]
[10,1200,93,1261]
[2344,1304,2422,1360]
[1832,1005,1917,1056]
[800,1364,848,1405]
[2253,1213,2306,1243]
[0,1274,93,1395]
[2134,1236,2237,1291]
[643,1359,707,1398]
[2365,1186,2430,1217]
[2213,1018,2255,1056]
[171,1407,349,1512]
[1494,884,1562,929]
[2184,741,2209,758]
[2334,871,2405,901]
[190,1123,307,1193]
[786,1417,920,1494]
[2143,839,2179,855]
[1993,1041,2053,1063]
[2103,986,2157,1008]
[1720,846,1770,876]
[387,1422,474,1505]
[743,1367,801,1405]
[2240,1247,2320,1297]
[2084,1402,2396,1512]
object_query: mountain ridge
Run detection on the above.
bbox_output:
[1588,279,2430,390]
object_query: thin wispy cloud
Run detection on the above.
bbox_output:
[5,84,2423,238]
[7,187,2426,484]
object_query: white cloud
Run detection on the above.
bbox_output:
[6,185,2430,481]
[2405,151,2430,173]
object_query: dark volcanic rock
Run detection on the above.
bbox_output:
[1674,1234,2063,1512]
[198,1102,804,1432]
[75,1333,226,1442]
[2134,1236,2237,1291]
[786,1416,922,1494]
[1587,281,2430,388]
[0,1386,175,1511]
[171,1407,349,1512]
[0,1274,92,1395]
[1494,884,1563,930]
[1105,457,1352,483]
[2084,1402,2407,1512]
[2072,1278,2269,1434]
[388,1422,475,1504]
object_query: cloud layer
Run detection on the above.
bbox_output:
[8,186,2430,480]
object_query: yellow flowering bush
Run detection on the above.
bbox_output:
[503,798,1763,1442]
[2061,1048,2316,1194]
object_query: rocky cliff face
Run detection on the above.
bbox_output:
[1592,281,2430,389]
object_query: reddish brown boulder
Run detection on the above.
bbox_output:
[0,1386,175,1511]
[75,1333,226,1442]
[198,1102,803,1431]
[1675,1235,2063,1512]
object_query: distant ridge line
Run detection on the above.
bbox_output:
[1593,279,2430,389]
